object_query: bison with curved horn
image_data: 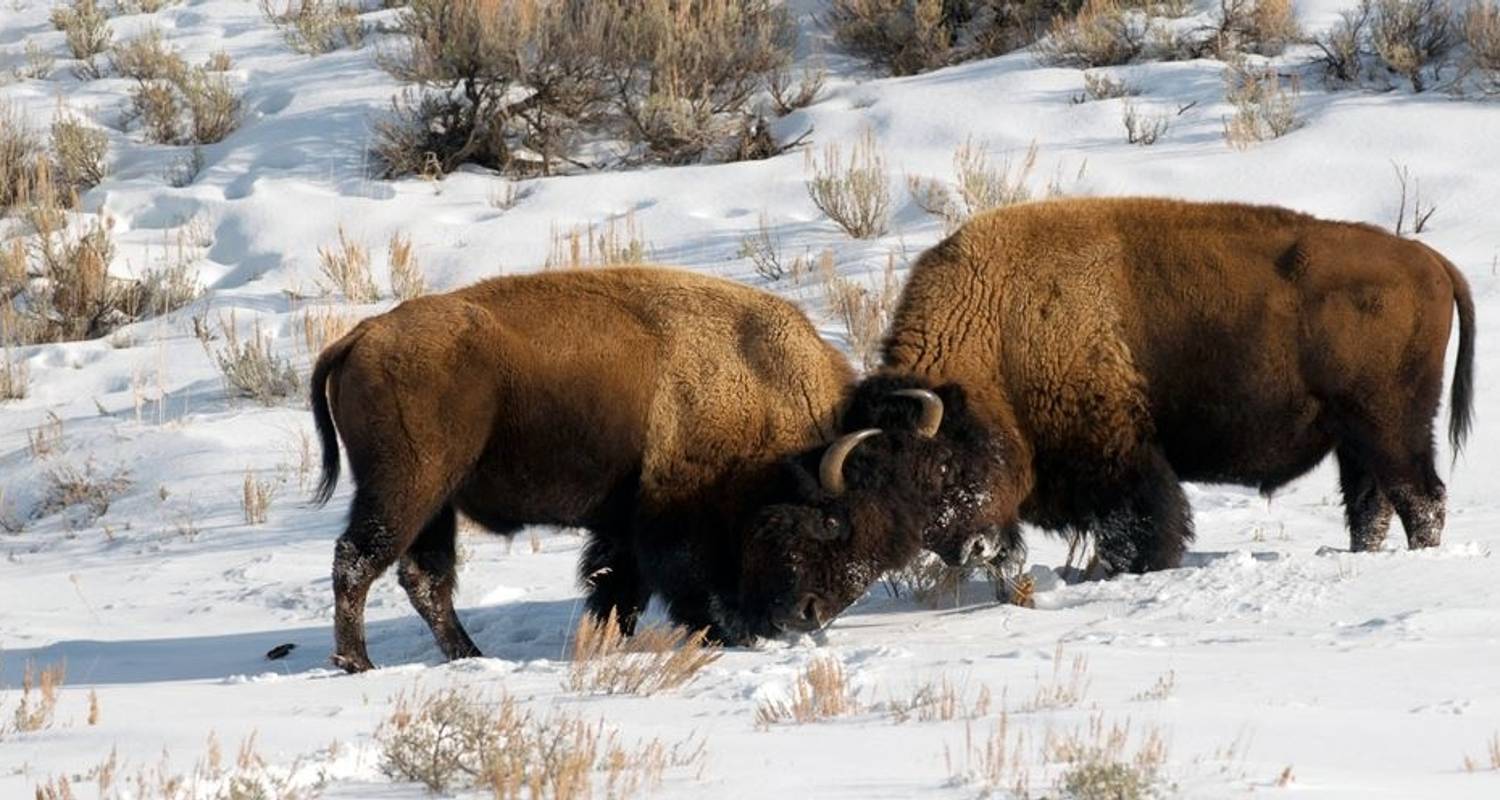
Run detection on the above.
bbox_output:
[749,197,1475,584]
[309,267,919,672]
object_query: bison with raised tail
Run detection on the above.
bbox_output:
[747,197,1475,582]
[309,267,925,672]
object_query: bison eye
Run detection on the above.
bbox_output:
[823,515,839,530]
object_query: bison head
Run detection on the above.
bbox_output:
[729,378,1016,639]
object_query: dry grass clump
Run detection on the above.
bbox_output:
[34,732,318,800]
[910,139,1041,232]
[241,469,277,525]
[1131,670,1177,702]
[1,102,46,213]
[543,213,650,271]
[1372,0,1457,90]
[51,109,109,194]
[27,411,65,459]
[127,60,243,145]
[1122,100,1169,144]
[1,346,29,401]
[1020,644,1091,713]
[1315,0,1459,90]
[1461,731,1500,771]
[1036,0,1149,68]
[260,0,366,54]
[1464,0,1500,92]
[7,207,133,344]
[51,0,114,79]
[566,609,721,696]
[805,129,891,239]
[829,0,1082,75]
[207,312,301,405]
[755,656,864,726]
[297,305,357,355]
[886,676,993,723]
[317,225,377,302]
[118,0,180,11]
[1047,715,1168,800]
[374,0,792,179]
[1222,58,1301,147]
[38,460,131,523]
[387,231,425,301]
[10,660,67,733]
[377,685,705,798]
[1201,0,1301,56]
[1076,70,1139,101]
[818,250,899,370]
[110,26,187,83]
[14,41,57,81]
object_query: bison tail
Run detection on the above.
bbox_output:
[309,326,362,506]
[1439,251,1475,459]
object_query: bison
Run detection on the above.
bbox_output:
[745,197,1475,585]
[309,267,923,672]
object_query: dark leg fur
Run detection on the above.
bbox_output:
[1093,448,1194,576]
[398,504,482,662]
[331,493,405,673]
[580,533,650,636]
[1337,447,1393,552]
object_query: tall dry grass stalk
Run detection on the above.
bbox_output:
[566,609,721,695]
[387,231,425,301]
[819,250,899,370]
[1021,644,1091,713]
[886,676,992,723]
[297,305,357,355]
[755,656,863,726]
[241,469,276,525]
[317,226,378,302]
[543,213,650,270]
[12,660,67,732]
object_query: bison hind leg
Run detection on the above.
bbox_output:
[1337,447,1394,552]
[398,503,483,662]
[580,532,650,636]
[331,492,410,673]
[1092,447,1194,576]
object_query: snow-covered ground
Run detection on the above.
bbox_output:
[2,0,1498,797]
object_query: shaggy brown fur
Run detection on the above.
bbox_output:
[310,267,858,672]
[879,196,1474,574]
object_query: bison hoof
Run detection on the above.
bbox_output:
[331,653,375,673]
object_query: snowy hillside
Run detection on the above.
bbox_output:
[2,0,1498,797]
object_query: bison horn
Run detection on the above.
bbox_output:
[818,428,883,496]
[892,388,943,438]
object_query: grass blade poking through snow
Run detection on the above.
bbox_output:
[566,609,721,696]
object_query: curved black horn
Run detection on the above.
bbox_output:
[818,428,883,496]
[892,388,943,438]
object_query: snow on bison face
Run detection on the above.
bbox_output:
[730,384,1013,639]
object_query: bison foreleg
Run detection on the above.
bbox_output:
[398,504,482,662]
[1092,448,1193,576]
[580,534,650,636]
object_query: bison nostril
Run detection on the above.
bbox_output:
[799,594,823,626]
